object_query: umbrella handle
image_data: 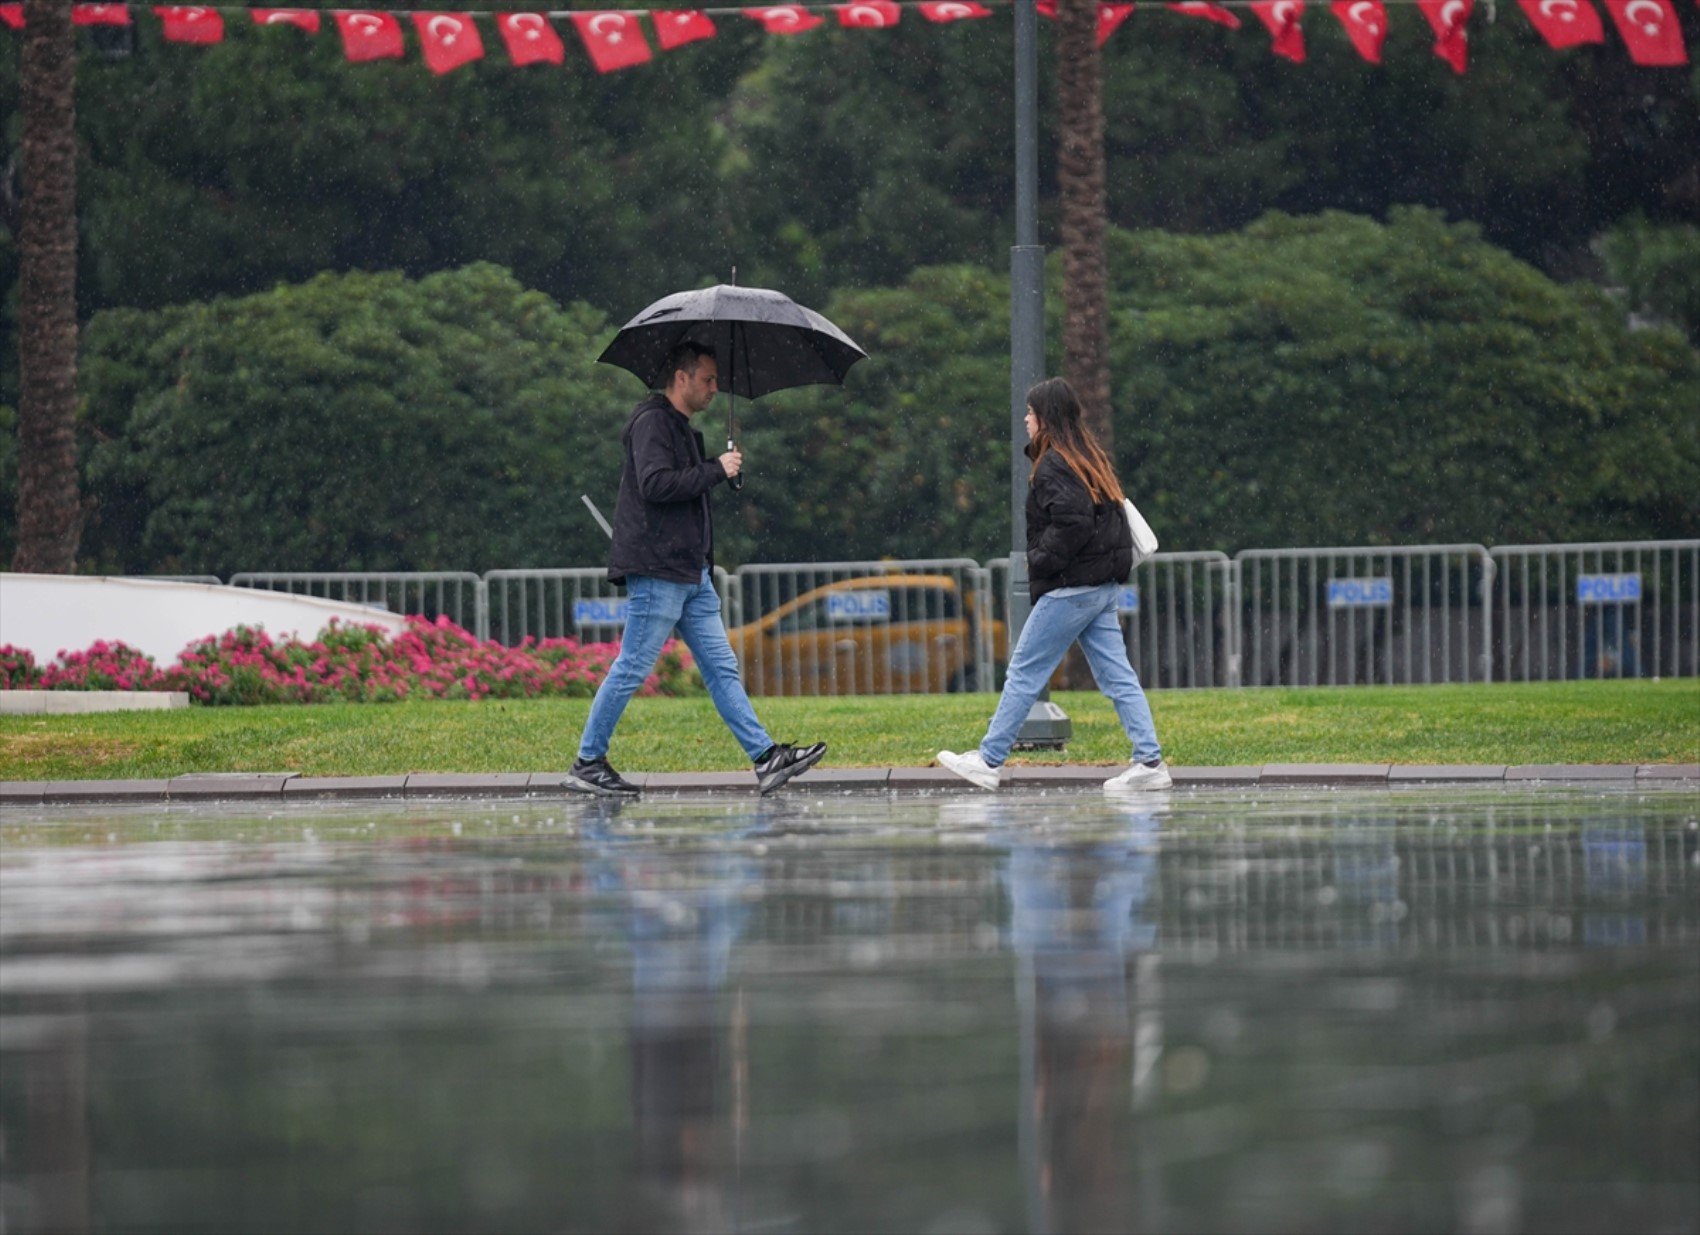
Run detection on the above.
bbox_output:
[727,437,744,492]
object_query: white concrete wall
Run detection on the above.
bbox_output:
[0,575,411,665]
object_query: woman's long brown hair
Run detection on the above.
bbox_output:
[1026,378,1125,505]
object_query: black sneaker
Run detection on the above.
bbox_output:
[565,755,641,797]
[754,741,827,795]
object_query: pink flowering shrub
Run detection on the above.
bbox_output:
[5,618,701,706]
[38,641,169,692]
[0,646,44,690]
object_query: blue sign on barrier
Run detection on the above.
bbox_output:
[1326,577,1392,608]
[828,590,890,621]
[1117,585,1140,614]
[1576,573,1641,604]
[573,598,629,626]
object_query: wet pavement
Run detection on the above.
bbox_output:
[2,784,1696,1234]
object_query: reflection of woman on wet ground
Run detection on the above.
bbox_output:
[938,377,1171,792]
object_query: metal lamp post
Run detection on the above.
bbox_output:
[1008,0,1071,749]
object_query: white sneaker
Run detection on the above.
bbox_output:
[937,749,1001,791]
[1104,760,1173,791]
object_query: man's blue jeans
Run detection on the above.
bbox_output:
[980,582,1162,768]
[578,569,773,762]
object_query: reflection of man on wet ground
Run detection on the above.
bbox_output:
[583,801,764,1233]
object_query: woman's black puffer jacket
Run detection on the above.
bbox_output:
[1025,448,1133,600]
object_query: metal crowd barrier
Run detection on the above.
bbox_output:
[485,567,733,646]
[228,571,489,640]
[1126,552,1238,689]
[1490,540,1699,681]
[728,559,994,696]
[1236,545,1494,687]
[212,539,1696,692]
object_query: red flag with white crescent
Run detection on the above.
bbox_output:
[251,9,321,32]
[1417,0,1472,71]
[1098,2,1136,43]
[652,9,717,48]
[155,7,224,44]
[335,11,404,61]
[1601,0,1687,63]
[837,2,900,27]
[495,12,565,64]
[570,11,653,71]
[1251,0,1306,60]
[743,6,826,33]
[1329,0,1386,61]
[412,12,484,73]
[1166,2,1242,29]
[918,2,993,21]
[1516,0,1605,46]
[1,4,22,30]
[72,5,131,26]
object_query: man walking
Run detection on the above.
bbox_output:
[568,342,827,797]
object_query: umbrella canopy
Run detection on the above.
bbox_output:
[597,284,867,401]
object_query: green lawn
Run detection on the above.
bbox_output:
[1,680,1695,781]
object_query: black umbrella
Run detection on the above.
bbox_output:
[597,283,868,489]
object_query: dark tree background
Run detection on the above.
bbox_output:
[3,5,1697,570]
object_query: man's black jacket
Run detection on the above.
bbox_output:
[1025,447,1133,600]
[607,393,728,586]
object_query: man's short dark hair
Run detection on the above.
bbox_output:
[664,341,715,388]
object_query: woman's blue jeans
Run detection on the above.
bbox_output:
[578,569,773,762]
[980,582,1162,768]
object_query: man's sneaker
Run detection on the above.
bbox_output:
[565,755,641,797]
[755,742,827,795]
[937,749,1001,791]
[1104,759,1173,791]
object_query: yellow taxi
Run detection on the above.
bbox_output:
[727,574,1009,696]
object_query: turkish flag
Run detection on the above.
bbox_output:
[1251,0,1306,60]
[743,6,827,33]
[412,12,484,73]
[1036,0,1057,15]
[72,6,131,25]
[335,11,404,61]
[1417,0,1472,71]
[495,12,565,64]
[1602,0,1687,63]
[837,1,900,26]
[1,4,22,30]
[570,11,653,71]
[251,9,322,32]
[918,2,993,20]
[652,9,717,48]
[1329,0,1386,60]
[1166,2,1243,29]
[1516,0,1604,46]
[1099,2,1136,42]
[155,7,223,44]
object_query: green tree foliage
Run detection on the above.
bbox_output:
[0,12,762,319]
[1597,214,1700,344]
[742,209,1699,561]
[1111,208,1700,548]
[719,13,1698,294]
[77,262,639,575]
[67,212,1700,574]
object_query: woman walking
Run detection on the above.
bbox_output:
[938,378,1170,792]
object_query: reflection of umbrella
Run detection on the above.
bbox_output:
[597,283,868,489]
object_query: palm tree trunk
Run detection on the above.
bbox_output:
[1056,0,1113,453]
[12,0,82,573]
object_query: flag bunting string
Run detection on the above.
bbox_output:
[1,0,1690,73]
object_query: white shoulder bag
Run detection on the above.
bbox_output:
[1122,497,1158,567]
